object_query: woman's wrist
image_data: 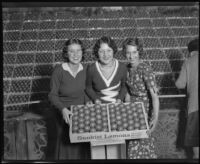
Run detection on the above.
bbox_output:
[94,99,101,104]
[116,99,122,103]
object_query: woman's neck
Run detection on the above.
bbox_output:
[67,62,80,74]
[99,59,115,68]
[130,60,140,69]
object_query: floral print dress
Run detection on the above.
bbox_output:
[126,62,158,159]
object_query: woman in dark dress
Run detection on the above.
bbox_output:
[85,36,127,159]
[48,38,90,160]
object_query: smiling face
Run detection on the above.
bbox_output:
[98,43,114,65]
[125,45,140,67]
[68,43,82,65]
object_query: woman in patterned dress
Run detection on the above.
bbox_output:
[122,38,160,159]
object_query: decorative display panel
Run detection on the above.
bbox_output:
[39,21,55,30]
[22,22,39,30]
[35,53,54,64]
[6,22,22,31]
[21,31,38,41]
[152,18,168,27]
[4,31,20,41]
[4,42,18,52]
[7,94,30,105]
[104,20,121,28]
[38,31,55,40]
[13,65,34,78]
[120,19,137,28]
[123,29,140,37]
[56,20,73,29]
[167,18,184,27]
[3,6,199,113]
[143,49,166,60]
[16,53,35,64]
[10,79,31,93]
[73,20,89,29]
[136,19,153,27]
[171,28,190,37]
[3,65,14,78]
[3,54,17,65]
[18,41,37,52]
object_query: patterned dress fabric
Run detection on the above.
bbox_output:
[126,62,158,159]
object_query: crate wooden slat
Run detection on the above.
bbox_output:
[15,120,28,160]
[4,121,17,160]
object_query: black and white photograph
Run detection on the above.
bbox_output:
[2,1,199,162]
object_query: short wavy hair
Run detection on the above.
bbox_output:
[188,38,199,53]
[122,37,143,58]
[62,38,85,62]
[93,36,118,59]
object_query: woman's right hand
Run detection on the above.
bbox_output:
[95,99,102,104]
[125,93,131,102]
[62,108,73,125]
[86,101,93,106]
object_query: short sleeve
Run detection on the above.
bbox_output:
[142,64,157,89]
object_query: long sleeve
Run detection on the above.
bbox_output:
[48,65,65,112]
[116,64,128,101]
[85,64,99,102]
[175,61,187,89]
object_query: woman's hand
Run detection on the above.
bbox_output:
[62,108,73,125]
[147,115,159,135]
[86,101,93,106]
[116,99,122,103]
[125,93,131,102]
[95,99,102,104]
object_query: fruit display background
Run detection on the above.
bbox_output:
[3,3,199,160]
[3,4,199,112]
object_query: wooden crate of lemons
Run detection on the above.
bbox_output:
[69,102,149,144]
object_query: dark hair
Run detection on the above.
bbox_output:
[93,36,118,59]
[62,38,85,62]
[188,38,199,53]
[122,37,143,57]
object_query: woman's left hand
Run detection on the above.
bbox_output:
[116,99,122,103]
[147,116,158,135]
[86,101,93,106]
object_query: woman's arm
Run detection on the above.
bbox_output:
[116,64,128,102]
[148,86,160,134]
[85,64,99,103]
[48,65,65,112]
[175,61,187,89]
[48,65,73,124]
[143,63,159,134]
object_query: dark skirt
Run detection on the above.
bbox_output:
[184,111,199,147]
[45,107,91,160]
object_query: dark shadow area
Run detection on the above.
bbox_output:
[28,103,59,160]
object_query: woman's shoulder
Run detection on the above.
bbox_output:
[139,61,151,69]
[138,62,154,74]
[118,60,126,66]
[53,63,63,72]
[87,62,96,69]
[118,60,128,71]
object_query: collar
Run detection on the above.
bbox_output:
[95,59,119,87]
[62,62,83,78]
